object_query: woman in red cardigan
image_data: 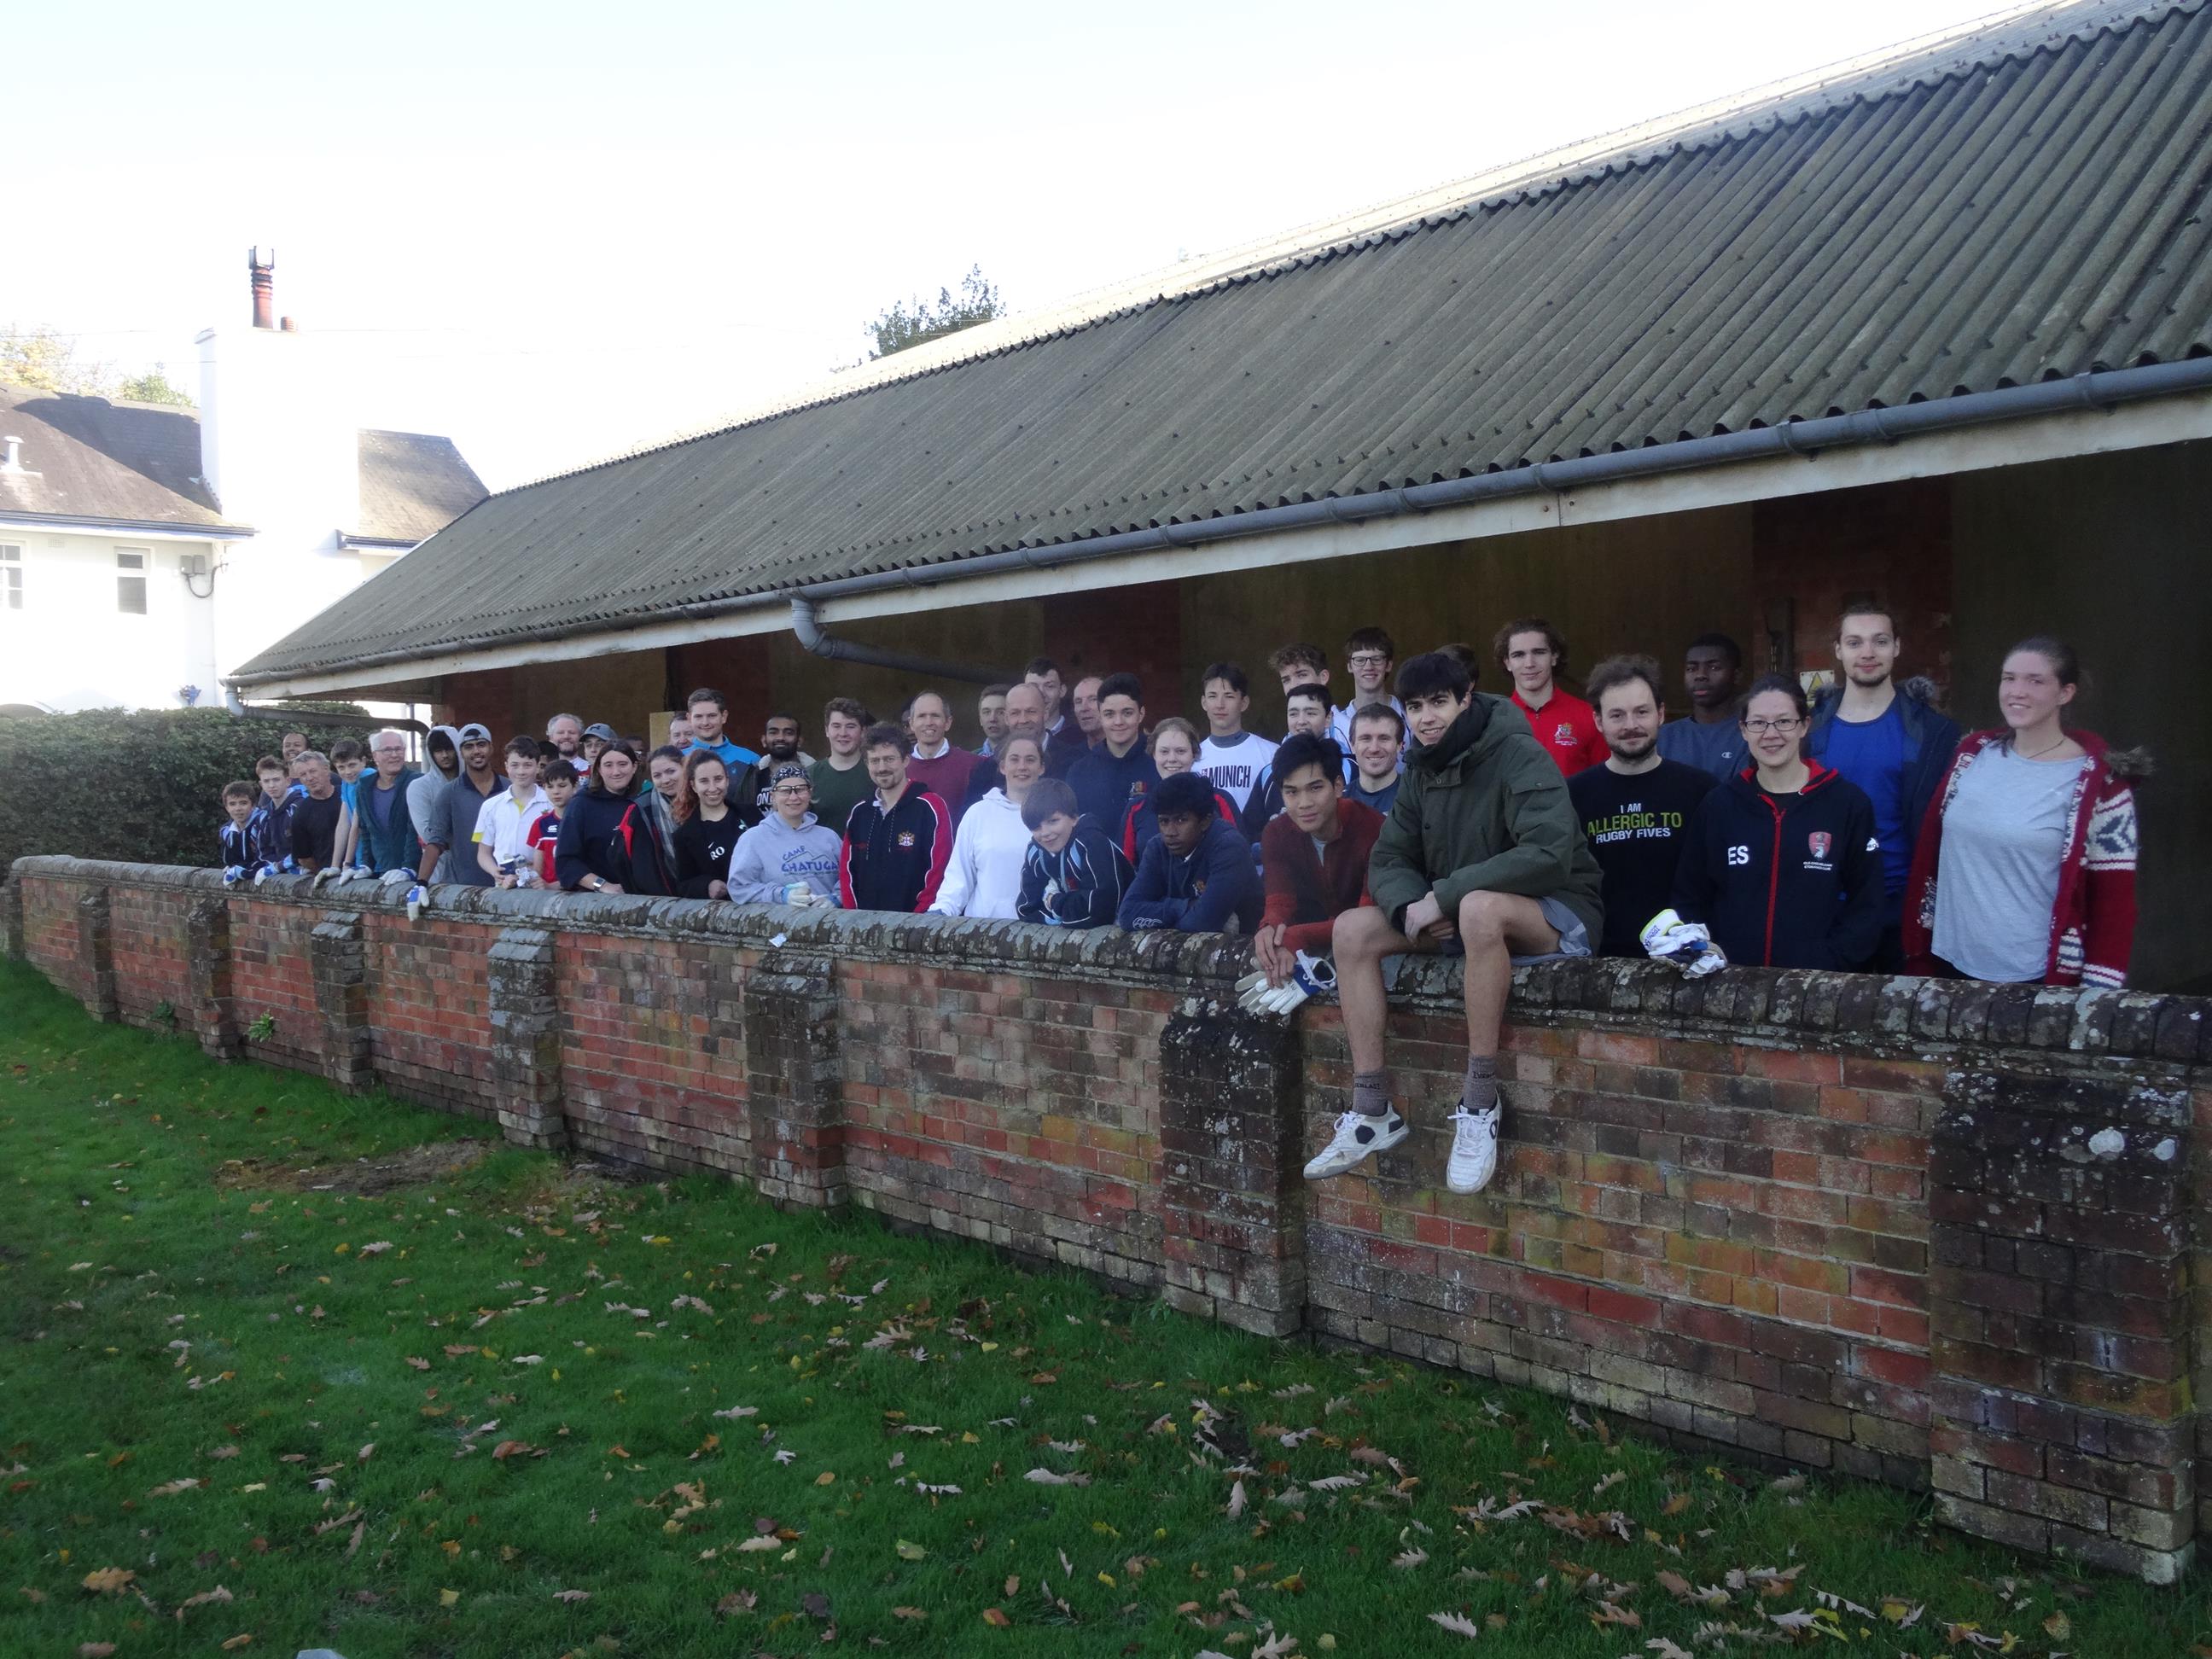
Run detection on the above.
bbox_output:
[1901,637,2146,988]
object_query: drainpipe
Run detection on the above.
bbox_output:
[786,592,1004,686]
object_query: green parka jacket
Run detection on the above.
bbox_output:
[1367,695,1605,942]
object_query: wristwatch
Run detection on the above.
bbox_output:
[585,877,603,892]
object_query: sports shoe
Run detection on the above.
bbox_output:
[1303,1108,1409,1179]
[1446,1103,1500,1194]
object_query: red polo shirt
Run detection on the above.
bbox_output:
[1510,686,1609,774]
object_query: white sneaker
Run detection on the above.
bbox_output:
[1303,1108,1409,1179]
[1446,1103,1500,1194]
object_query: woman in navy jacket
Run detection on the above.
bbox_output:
[1674,675,1883,970]
[556,743,672,895]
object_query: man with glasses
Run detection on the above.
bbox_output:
[1802,599,1959,971]
[1330,627,1402,750]
[352,730,423,879]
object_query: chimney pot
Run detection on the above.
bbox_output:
[248,246,276,330]
[280,317,297,332]
[2,435,20,470]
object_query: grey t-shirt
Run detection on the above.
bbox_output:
[432,773,505,885]
[1930,744,2087,982]
[1656,717,1744,782]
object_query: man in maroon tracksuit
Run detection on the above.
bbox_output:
[839,724,952,913]
[1252,733,1383,987]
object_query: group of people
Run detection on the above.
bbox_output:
[218,607,2143,1197]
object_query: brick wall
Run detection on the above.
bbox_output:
[8,857,2209,1580]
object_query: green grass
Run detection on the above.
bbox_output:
[0,959,2206,1658]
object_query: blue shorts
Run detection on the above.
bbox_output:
[1431,894,1592,964]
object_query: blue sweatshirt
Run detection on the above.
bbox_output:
[1117,816,1262,934]
[1017,816,1132,928]
[1066,742,1160,832]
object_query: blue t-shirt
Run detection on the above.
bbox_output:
[687,738,761,770]
[1655,717,1744,782]
[1820,700,1911,894]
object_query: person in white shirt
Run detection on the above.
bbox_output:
[1330,626,1404,749]
[931,736,1045,919]
[1195,661,1278,814]
[474,736,552,887]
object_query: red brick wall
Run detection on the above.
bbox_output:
[110,882,199,1030]
[364,914,500,1122]
[11,858,2211,1577]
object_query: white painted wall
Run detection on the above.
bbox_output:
[0,526,223,711]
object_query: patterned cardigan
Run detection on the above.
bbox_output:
[1901,728,2145,988]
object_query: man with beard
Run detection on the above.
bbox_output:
[1569,655,1716,958]
[545,713,587,776]
[1803,599,1959,970]
[747,711,809,817]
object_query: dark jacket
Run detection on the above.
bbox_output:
[1066,742,1160,832]
[1367,696,1605,940]
[218,819,253,869]
[1121,783,1239,864]
[556,787,672,894]
[839,787,952,912]
[1260,800,1382,955]
[1674,762,1883,970]
[1117,816,1263,934]
[1803,678,1959,886]
[245,789,296,870]
[352,769,422,877]
[964,736,1080,807]
[1016,817,1133,928]
[672,809,745,899]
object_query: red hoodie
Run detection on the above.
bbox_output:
[1260,800,1382,955]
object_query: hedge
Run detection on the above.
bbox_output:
[0,706,375,874]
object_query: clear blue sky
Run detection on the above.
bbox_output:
[13,0,2022,488]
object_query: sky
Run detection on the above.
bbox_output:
[12,0,2029,491]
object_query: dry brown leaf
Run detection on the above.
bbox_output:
[148,1478,201,1497]
[1662,1491,1692,1516]
[715,1590,757,1615]
[79,1644,117,1658]
[405,1356,431,1371]
[1590,1602,1640,1629]
[81,1568,137,1594]
[206,1446,240,1461]
[892,1605,927,1620]
[1428,1610,1481,1638]
[1004,1575,1019,1596]
[220,1638,254,1651]
[981,1607,1011,1627]
[357,1443,375,1462]
[492,1440,532,1460]
[553,1589,591,1603]
[1225,1480,1248,1519]
[178,1585,236,1615]
[814,1471,837,1486]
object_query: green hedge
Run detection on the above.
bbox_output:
[0,706,374,874]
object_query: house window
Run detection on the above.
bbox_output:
[116,549,148,614]
[0,544,19,610]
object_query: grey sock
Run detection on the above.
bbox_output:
[1352,1070,1393,1118]
[1463,1054,1499,1114]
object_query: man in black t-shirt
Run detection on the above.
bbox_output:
[1569,655,1717,957]
[288,750,346,872]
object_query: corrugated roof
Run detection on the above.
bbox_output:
[351,429,489,544]
[238,0,2212,684]
[0,384,236,530]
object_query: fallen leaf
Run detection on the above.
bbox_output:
[148,1478,201,1497]
[815,1470,837,1486]
[357,1443,375,1462]
[1225,1480,1248,1519]
[554,1589,591,1604]
[406,1356,431,1371]
[715,1590,757,1616]
[79,1645,117,1658]
[439,1588,460,1607]
[178,1585,236,1615]
[1428,1610,1481,1638]
[492,1441,533,1460]
[1023,1468,1088,1487]
[206,1446,240,1461]
[892,1605,927,1621]
[895,1540,928,1561]
[81,1568,137,1594]
[221,1639,254,1652]
[981,1607,1011,1627]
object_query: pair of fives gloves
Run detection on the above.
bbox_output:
[1235,950,1337,1017]
[1640,907,1728,978]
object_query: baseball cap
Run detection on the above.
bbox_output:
[455,722,493,743]
[583,722,618,742]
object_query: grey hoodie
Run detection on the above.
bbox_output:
[726,812,845,905]
[408,725,464,881]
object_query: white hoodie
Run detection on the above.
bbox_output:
[929,788,1031,919]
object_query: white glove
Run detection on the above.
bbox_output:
[1237,951,1336,1016]
[781,882,822,907]
[311,867,338,888]
[222,865,245,888]
[1640,907,1728,978]
[380,868,412,888]
[405,883,429,922]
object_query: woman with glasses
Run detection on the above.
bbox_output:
[725,762,844,906]
[1673,673,1883,969]
[555,742,672,896]
[1901,638,2143,987]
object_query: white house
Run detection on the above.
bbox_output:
[0,251,486,715]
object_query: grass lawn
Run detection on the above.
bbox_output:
[0,959,2207,1658]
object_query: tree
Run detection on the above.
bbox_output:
[116,363,195,406]
[863,265,1005,360]
[1,324,114,397]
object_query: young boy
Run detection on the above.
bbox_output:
[527,757,576,886]
[1330,627,1401,749]
[1348,704,1406,813]
[323,737,370,882]
[218,782,257,877]
[246,754,294,876]
[1313,650,1604,1195]
[1253,732,1385,984]
[1240,682,1348,845]
[1268,642,1330,701]
[807,697,875,836]
[474,736,553,887]
[1118,771,1263,934]
[1016,777,1132,928]
[838,724,952,912]
[1196,662,1278,815]
[1496,617,1609,775]
[1065,672,1158,830]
